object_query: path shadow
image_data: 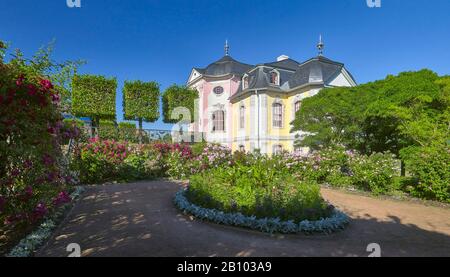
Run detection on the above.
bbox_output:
[36,181,450,257]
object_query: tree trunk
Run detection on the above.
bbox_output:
[138,118,143,145]
[400,160,406,177]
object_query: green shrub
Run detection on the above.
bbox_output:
[98,120,119,141]
[119,148,164,181]
[71,138,128,184]
[400,145,450,202]
[349,152,399,194]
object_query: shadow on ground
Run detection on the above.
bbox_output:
[36,181,450,257]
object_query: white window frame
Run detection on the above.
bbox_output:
[242,74,249,90]
[269,70,280,86]
[272,102,284,128]
[273,144,283,155]
[212,110,225,132]
[239,105,245,129]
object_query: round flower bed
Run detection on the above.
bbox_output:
[174,155,350,234]
[174,189,349,234]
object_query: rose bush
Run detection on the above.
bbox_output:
[0,52,74,232]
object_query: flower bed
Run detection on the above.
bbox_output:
[174,189,349,234]
[7,186,85,257]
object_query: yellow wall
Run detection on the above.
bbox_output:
[231,92,296,154]
[266,94,291,137]
[231,97,251,152]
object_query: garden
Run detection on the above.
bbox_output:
[1,40,449,256]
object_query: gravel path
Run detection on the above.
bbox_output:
[36,180,450,257]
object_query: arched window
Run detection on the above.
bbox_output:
[294,101,302,113]
[212,110,225,132]
[269,71,279,85]
[273,144,283,155]
[239,105,245,129]
[272,103,283,128]
[243,75,249,89]
[239,145,245,152]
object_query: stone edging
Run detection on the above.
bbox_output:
[173,189,350,234]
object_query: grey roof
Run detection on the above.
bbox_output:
[230,55,352,101]
[288,56,344,88]
[199,55,253,77]
[264,58,301,71]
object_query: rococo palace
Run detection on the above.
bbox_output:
[187,37,356,154]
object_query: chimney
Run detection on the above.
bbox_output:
[277,55,289,61]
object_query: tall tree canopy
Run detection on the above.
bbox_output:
[292,69,449,156]
[72,74,117,135]
[162,85,198,124]
[123,80,160,127]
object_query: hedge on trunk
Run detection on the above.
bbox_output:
[122,81,160,142]
[72,74,117,136]
[162,85,198,123]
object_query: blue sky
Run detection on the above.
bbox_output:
[1,0,449,130]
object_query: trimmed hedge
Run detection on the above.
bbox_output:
[72,74,117,124]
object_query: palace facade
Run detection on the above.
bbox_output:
[187,39,356,154]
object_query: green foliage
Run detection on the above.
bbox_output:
[400,145,450,202]
[98,120,119,141]
[293,70,449,200]
[119,148,164,181]
[162,85,198,123]
[349,152,399,195]
[118,122,140,143]
[293,70,448,155]
[72,138,127,184]
[0,43,74,229]
[186,157,331,223]
[122,80,160,123]
[72,74,117,124]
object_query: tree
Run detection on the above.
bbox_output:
[291,83,378,153]
[162,85,198,124]
[292,70,448,156]
[72,74,117,137]
[122,80,160,143]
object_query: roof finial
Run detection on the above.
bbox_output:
[317,34,324,56]
[224,39,230,56]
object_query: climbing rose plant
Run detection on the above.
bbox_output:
[0,55,75,228]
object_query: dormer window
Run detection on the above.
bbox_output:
[269,71,279,85]
[243,75,249,90]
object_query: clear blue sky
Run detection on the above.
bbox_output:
[1,0,449,130]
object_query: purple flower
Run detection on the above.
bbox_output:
[42,154,54,166]
[23,159,33,169]
[53,191,72,207]
[33,202,48,219]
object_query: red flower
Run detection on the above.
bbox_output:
[40,79,54,90]
[27,84,38,96]
[16,74,25,86]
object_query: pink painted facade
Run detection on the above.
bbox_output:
[188,74,242,147]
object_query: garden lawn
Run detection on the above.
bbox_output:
[36,180,450,257]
